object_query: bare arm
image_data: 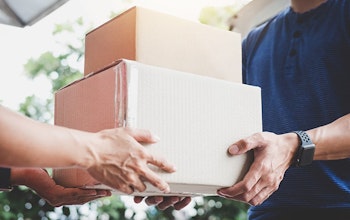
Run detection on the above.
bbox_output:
[309,113,350,160]
[0,105,93,168]
[0,105,176,194]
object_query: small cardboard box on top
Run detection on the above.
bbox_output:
[53,59,262,196]
[84,6,242,82]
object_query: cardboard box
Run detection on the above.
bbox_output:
[84,6,242,82]
[54,59,262,196]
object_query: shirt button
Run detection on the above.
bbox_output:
[289,49,297,57]
[293,31,301,38]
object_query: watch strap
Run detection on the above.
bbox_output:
[293,130,313,145]
[0,167,13,192]
[292,130,315,167]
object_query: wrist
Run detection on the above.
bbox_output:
[71,130,99,169]
[282,133,300,166]
[10,168,37,186]
[11,168,50,188]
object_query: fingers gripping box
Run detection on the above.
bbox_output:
[84,6,242,83]
[54,59,262,196]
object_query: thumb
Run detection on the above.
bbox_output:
[227,144,242,155]
[227,140,250,155]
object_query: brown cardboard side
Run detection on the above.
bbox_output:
[53,168,98,188]
[55,65,118,132]
[54,63,122,188]
[84,8,137,75]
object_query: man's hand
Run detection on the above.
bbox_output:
[11,168,111,207]
[217,132,299,206]
[134,196,192,210]
[85,128,176,194]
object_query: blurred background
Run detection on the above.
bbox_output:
[0,0,288,219]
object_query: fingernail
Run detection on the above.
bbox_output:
[96,191,104,196]
[97,190,109,196]
[171,197,180,203]
[229,145,239,154]
[217,190,228,197]
[152,135,161,142]
[172,166,177,172]
[163,185,170,193]
[155,197,163,203]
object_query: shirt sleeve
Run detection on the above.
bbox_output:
[0,167,12,191]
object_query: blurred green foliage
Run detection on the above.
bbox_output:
[199,2,246,30]
[0,187,54,219]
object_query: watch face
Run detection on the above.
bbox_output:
[299,144,315,166]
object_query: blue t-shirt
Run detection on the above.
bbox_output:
[242,0,350,216]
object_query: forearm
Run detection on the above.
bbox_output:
[0,105,176,194]
[0,105,92,168]
[307,113,350,160]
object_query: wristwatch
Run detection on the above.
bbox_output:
[0,168,13,192]
[292,131,315,167]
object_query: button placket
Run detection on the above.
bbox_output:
[289,30,301,57]
[285,16,303,74]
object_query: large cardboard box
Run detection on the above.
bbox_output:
[54,59,262,196]
[84,6,242,82]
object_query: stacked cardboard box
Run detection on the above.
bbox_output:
[53,6,262,196]
[84,6,242,82]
